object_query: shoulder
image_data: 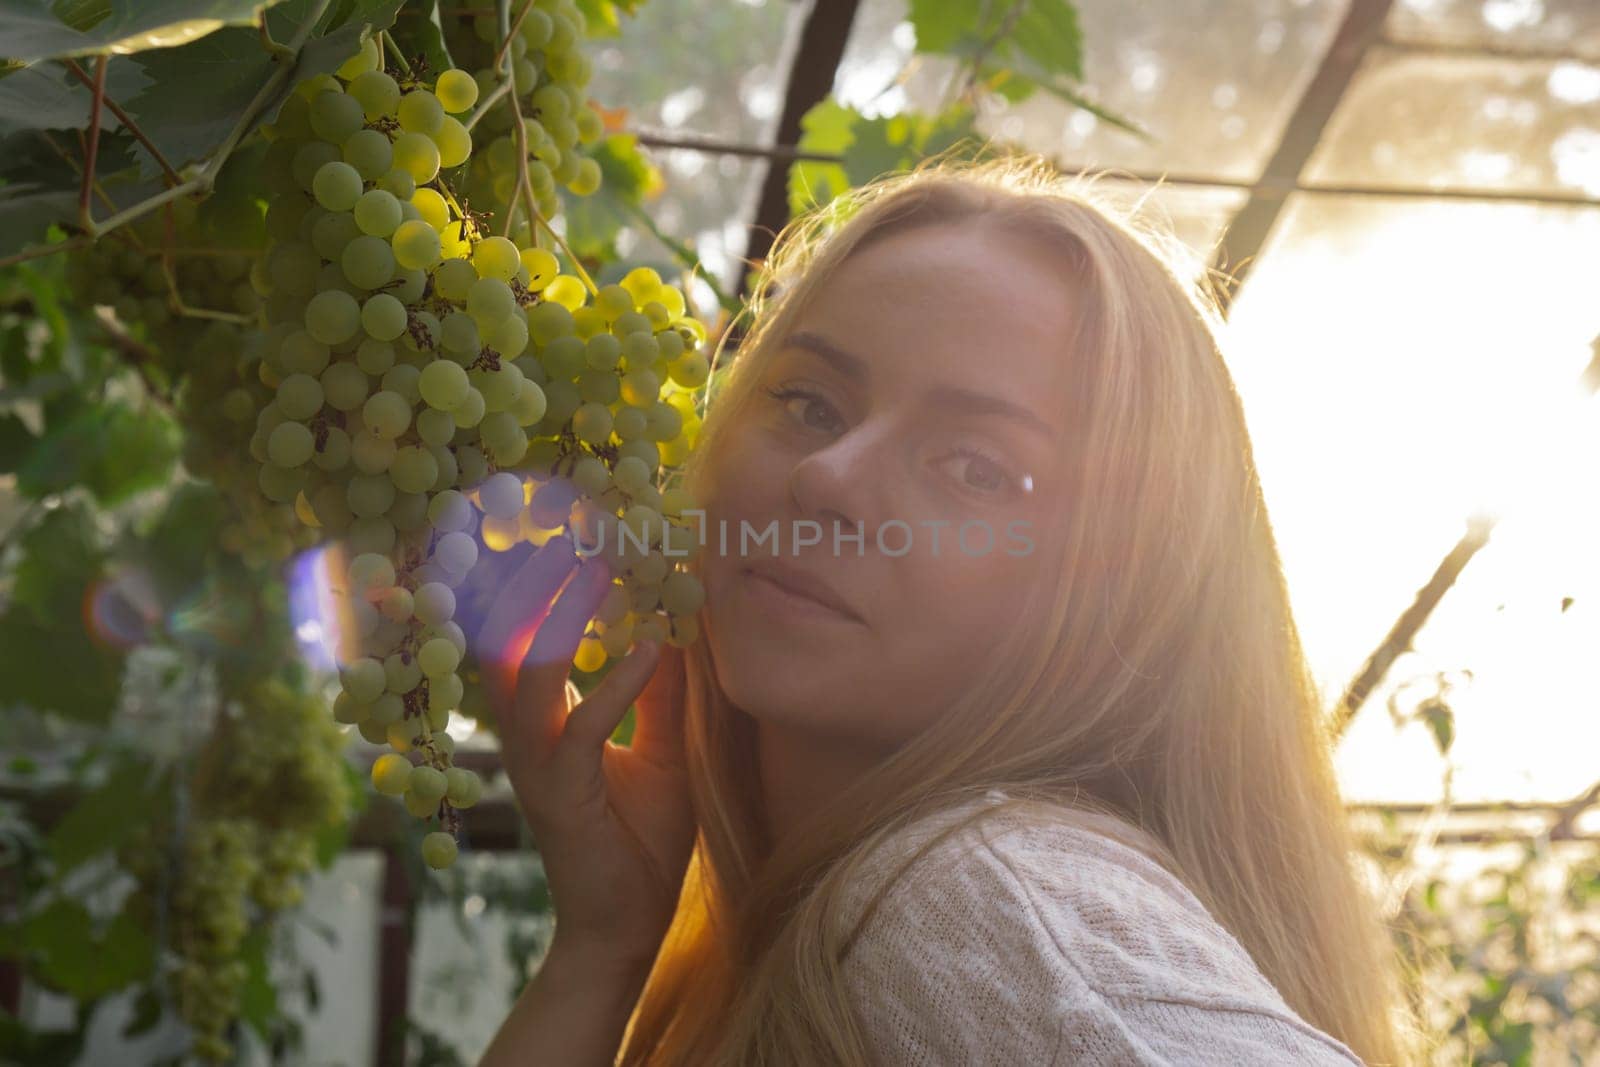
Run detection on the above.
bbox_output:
[836,789,1366,1066]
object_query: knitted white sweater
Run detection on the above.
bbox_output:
[837,789,1367,1066]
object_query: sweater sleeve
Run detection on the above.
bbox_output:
[837,797,1368,1067]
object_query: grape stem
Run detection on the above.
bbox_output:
[78,54,108,232]
[158,203,256,324]
[462,78,511,131]
[0,0,334,265]
[39,130,120,215]
[380,30,412,75]
[63,57,183,187]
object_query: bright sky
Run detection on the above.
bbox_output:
[1221,194,1600,805]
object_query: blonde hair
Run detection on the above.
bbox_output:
[616,153,1423,1065]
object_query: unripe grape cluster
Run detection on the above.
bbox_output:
[62,198,324,565]
[246,33,711,869]
[119,676,350,1064]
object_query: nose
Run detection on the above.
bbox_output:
[787,419,893,539]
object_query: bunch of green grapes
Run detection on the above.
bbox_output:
[62,185,320,565]
[119,674,352,1062]
[66,205,260,333]
[440,0,607,242]
[246,41,710,870]
[169,816,259,1063]
[180,320,326,566]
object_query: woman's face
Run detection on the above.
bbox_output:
[698,220,1082,751]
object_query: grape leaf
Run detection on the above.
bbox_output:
[1010,0,1083,83]
[17,897,154,998]
[123,0,403,176]
[787,98,856,216]
[0,58,151,141]
[386,0,452,75]
[237,924,278,1039]
[0,0,288,64]
[0,184,77,256]
[0,505,124,724]
[45,756,162,872]
[906,0,981,54]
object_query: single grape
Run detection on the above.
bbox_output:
[310,90,364,143]
[413,582,455,626]
[342,129,393,181]
[305,289,361,344]
[348,69,400,120]
[392,131,441,183]
[444,767,481,808]
[471,237,521,284]
[435,116,471,169]
[362,390,411,440]
[342,235,397,290]
[479,471,524,519]
[391,219,443,270]
[435,69,479,114]
[361,293,408,342]
[421,831,458,870]
[371,753,412,796]
[267,421,315,467]
[398,90,445,136]
[353,189,402,237]
[276,373,325,420]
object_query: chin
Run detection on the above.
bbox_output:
[704,612,836,722]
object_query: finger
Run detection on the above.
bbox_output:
[514,558,614,752]
[560,639,661,750]
[629,642,687,767]
[476,536,580,716]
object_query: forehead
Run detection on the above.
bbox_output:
[789,221,1083,398]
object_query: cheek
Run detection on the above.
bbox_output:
[894,552,1031,665]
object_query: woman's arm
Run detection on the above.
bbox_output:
[479,935,655,1067]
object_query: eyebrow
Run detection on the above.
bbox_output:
[782,330,1057,441]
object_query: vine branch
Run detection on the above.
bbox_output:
[2,0,333,268]
[63,58,182,187]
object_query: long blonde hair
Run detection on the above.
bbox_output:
[617,154,1422,1065]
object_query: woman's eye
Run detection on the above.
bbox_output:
[938,450,1014,495]
[767,386,842,433]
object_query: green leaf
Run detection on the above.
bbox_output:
[1010,0,1083,83]
[386,0,451,73]
[0,57,151,145]
[1419,698,1455,755]
[17,896,153,998]
[0,503,124,723]
[45,757,162,872]
[788,98,856,216]
[237,924,278,1039]
[0,184,77,256]
[907,0,982,54]
[15,401,180,504]
[839,114,910,188]
[0,0,288,64]
[0,412,36,472]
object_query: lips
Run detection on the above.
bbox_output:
[740,561,865,623]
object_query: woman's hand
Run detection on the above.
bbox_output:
[474,534,696,968]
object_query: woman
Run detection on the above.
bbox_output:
[474,155,1421,1065]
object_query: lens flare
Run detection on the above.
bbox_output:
[83,566,162,650]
